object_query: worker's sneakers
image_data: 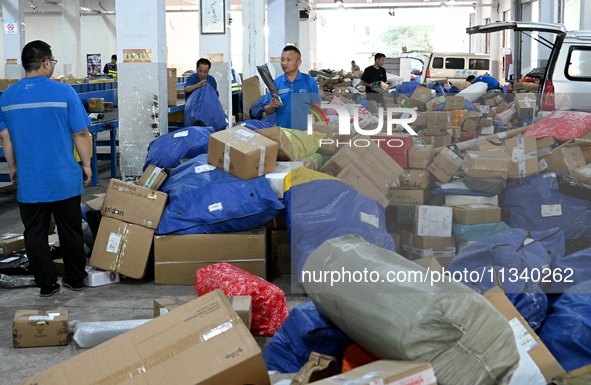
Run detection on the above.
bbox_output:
[62,278,84,291]
[39,283,61,297]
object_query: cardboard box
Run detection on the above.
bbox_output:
[269,230,291,275]
[371,81,389,93]
[462,151,511,180]
[13,310,68,348]
[484,286,565,383]
[371,133,413,169]
[572,164,591,184]
[394,169,430,190]
[53,258,66,275]
[101,179,168,230]
[477,126,495,135]
[154,228,267,284]
[445,95,465,110]
[401,230,456,260]
[387,189,430,206]
[551,364,591,384]
[414,205,453,238]
[445,195,499,206]
[410,86,432,111]
[543,142,587,175]
[408,144,434,169]
[536,136,556,149]
[0,233,25,256]
[154,295,253,330]
[136,164,168,191]
[450,110,467,127]
[413,112,428,126]
[104,102,114,111]
[478,117,494,127]
[90,217,154,279]
[264,212,287,230]
[453,204,501,225]
[425,95,445,110]
[312,122,349,156]
[461,111,483,132]
[426,111,451,131]
[20,290,270,385]
[320,135,404,192]
[167,68,177,107]
[242,76,263,120]
[83,266,120,287]
[421,132,452,148]
[427,147,463,183]
[477,139,505,152]
[496,101,508,113]
[397,94,411,108]
[208,127,278,181]
[338,163,390,207]
[515,93,536,118]
[255,126,292,161]
[505,136,538,179]
[312,360,436,385]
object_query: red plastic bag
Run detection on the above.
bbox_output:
[523,111,591,141]
[341,344,379,373]
[195,263,289,336]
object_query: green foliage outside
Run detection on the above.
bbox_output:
[379,25,434,56]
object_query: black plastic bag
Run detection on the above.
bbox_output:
[557,174,591,202]
[0,251,31,275]
[464,177,507,195]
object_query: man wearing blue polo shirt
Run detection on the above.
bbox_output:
[0,40,91,297]
[184,58,219,99]
[264,46,321,130]
[467,74,500,90]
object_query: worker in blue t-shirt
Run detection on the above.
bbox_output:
[467,74,500,90]
[0,40,91,297]
[184,58,219,99]
[264,46,321,130]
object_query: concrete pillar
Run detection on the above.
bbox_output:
[538,0,559,68]
[116,0,168,180]
[61,0,82,77]
[200,0,232,120]
[521,3,533,76]
[2,0,25,79]
[581,0,591,29]
[490,0,501,80]
[242,0,265,90]
[475,0,483,53]
[299,13,310,73]
[267,0,299,76]
[309,11,318,69]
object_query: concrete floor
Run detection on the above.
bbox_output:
[0,162,308,385]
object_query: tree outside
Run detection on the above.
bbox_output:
[379,25,434,56]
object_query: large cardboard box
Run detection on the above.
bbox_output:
[167,68,177,107]
[101,179,168,230]
[515,93,536,118]
[427,147,463,183]
[371,133,414,169]
[387,189,430,206]
[504,136,538,179]
[572,164,591,184]
[154,228,267,284]
[255,126,292,161]
[461,111,483,132]
[269,230,291,275]
[536,136,556,149]
[408,144,434,169]
[90,217,154,279]
[312,122,349,156]
[462,151,511,180]
[154,296,197,317]
[241,76,263,120]
[445,95,465,110]
[394,169,430,190]
[543,142,587,175]
[401,230,456,260]
[484,287,565,383]
[421,131,452,148]
[0,233,25,256]
[453,204,501,225]
[427,111,451,131]
[311,360,436,385]
[208,127,278,180]
[414,205,453,238]
[320,135,404,192]
[136,164,168,191]
[338,163,390,207]
[20,290,270,385]
[410,86,432,111]
[13,310,68,348]
[477,139,505,152]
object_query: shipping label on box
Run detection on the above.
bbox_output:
[462,151,511,180]
[414,205,453,238]
[394,170,430,190]
[13,310,68,348]
[208,127,279,181]
[136,164,168,191]
[453,204,501,225]
[0,233,25,256]
[90,217,155,279]
[387,189,428,206]
[505,136,538,179]
[101,179,168,229]
[408,144,434,169]
[427,147,463,183]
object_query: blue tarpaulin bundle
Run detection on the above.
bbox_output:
[250,95,266,120]
[262,113,277,126]
[232,120,273,131]
[549,247,591,293]
[501,172,591,239]
[448,228,565,331]
[539,280,591,372]
[143,126,213,171]
[184,84,227,130]
[285,179,395,281]
[433,98,479,112]
[263,300,353,373]
[156,154,284,235]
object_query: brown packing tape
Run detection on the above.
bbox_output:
[89,318,241,385]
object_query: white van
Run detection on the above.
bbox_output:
[420,52,491,84]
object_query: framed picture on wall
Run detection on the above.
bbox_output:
[200,0,225,34]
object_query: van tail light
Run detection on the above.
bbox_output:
[541,79,555,111]
[426,68,430,79]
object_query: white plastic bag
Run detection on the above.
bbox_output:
[71,319,150,348]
